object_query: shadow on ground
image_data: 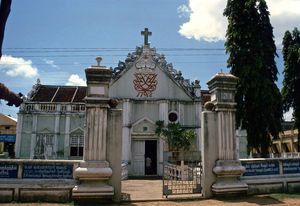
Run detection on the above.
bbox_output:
[216,195,284,205]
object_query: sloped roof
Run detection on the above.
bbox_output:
[0,113,17,125]
[30,85,86,103]
[28,83,210,104]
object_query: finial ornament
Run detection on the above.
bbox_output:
[220,68,223,73]
[96,57,102,66]
[141,28,152,45]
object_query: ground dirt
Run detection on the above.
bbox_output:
[1,195,300,206]
[1,179,300,205]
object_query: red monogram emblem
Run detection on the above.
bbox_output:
[133,73,158,97]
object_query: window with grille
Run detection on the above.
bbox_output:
[34,134,54,159]
[70,135,84,156]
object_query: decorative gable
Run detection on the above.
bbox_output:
[37,128,53,134]
[70,127,84,135]
[109,45,201,101]
[132,117,156,135]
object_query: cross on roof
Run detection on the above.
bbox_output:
[141,28,152,45]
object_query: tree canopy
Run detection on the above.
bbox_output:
[155,120,196,151]
[281,27,300,151]
[0,0,12,60]
[224,0,282,157]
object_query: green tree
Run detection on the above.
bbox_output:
[155,120,196,151]
[281,27,300,151]
[224,0,282,157]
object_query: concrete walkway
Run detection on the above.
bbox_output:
[121,179,202,201]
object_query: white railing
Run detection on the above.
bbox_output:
[71,104,85,112]
[39,104,57,112]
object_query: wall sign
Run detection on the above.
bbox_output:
[0,134,16,142]
[283,161,300,174]
[0,164,18,178]
[23,164,73,179]
[242,162,279,176]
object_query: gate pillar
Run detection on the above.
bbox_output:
[72,58,122,202]
[201,72,248,198]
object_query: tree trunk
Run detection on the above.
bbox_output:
[260,140,270,158]
[0,0,12,60]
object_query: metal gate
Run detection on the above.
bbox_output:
[163,151,202,197]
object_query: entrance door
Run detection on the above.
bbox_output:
[145,140,157,175]
[131,140,145,175]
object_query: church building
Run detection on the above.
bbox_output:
[16,29,209,176]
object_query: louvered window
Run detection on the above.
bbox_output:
[70,135,84,156]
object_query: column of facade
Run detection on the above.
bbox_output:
[159,100,168,124]
[30,113,38,159]
[158,100,168,175]
[178,102,184,125]
[195,101,202,150]
[122,99,132,162]
[64,113,70,158]
[15,113,23,158]
[53,106,60,158]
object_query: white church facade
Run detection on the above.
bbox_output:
[16,29,210,176]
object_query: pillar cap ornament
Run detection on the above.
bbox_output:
[86,57,112,84]
[207,73,238,110]
[90,56,107,69]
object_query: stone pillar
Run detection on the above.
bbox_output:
[122,99,132,162]
[202,73,248,197]
[72,58,122,202]
[15,113,23,158]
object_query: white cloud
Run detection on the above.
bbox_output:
[66,74,86,86]
[0,55,38,78]
[284,108,294,121]
[177,4,191,18]
[178,0,300,44]
[43,58,58,69]
[178,0,227,42]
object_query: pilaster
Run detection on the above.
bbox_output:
[159,100,168,125]
[30,114,37,159]
[122,99,132,162]
[178,103,184,125]
[64,114,70,158]
[15,113,23,158]
[54,114,60,158]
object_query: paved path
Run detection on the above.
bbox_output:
[122,179,202,201]
[120,179,300,205]
[122,179,164,201]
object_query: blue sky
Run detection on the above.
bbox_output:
[0,0,299,119]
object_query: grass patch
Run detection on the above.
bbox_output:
[269,193,300,200]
